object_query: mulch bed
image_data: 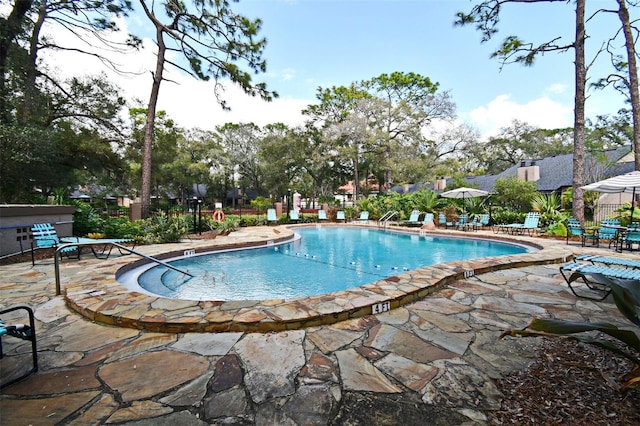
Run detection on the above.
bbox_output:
[490,337,640,425]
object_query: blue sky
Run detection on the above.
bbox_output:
[45,0,633,138]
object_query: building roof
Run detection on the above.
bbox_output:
[391,145,635,194]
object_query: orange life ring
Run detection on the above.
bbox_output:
[212,210,225,222]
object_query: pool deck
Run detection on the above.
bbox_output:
[0,224,636,424]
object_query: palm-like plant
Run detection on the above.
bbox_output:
[501,274,640,392]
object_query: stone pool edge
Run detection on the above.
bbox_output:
[63,225,574,333]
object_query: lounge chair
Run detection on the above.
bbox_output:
[357,211,369,223]
[401,210,421,227]
[0,305,38,389]
[495,212,540,236]
[30,223,80,265]
[336,211,346,222]
[422,212,434,225]
[469,213,489,230]
[574,254,640,269]
[289,210,300,223]
[317,210,328,221]
[560,262,640,300]
[267,208,278,225]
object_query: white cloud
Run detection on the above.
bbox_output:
[39,16,311,131]
[468,94,573,139]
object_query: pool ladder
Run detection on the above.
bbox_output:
[378,210,399,229]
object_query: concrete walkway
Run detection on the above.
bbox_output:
[0,226,635,425]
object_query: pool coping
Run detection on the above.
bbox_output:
[63,224,574,333]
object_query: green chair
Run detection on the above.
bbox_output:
[30,223,79,265]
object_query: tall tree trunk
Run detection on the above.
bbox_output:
[0,0,32,124]
[617,0,640,171]
[572,0,586,223]
[141,25,166,218]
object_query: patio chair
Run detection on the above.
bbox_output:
[422,212,434,225]
[336,211,346,222]
[495,212,540,236]
[267,208,278,225]
[621,222,640,252]
[438,212,453,229]
[0,305,38,389]
[357,211,369,223]
[560,262,640,300]
[289,210,300,223]
[317,210,328,221]
[455,213,470,231]
[30,223,80,266]
[565,218,589,246]
[401,210,421,227]
[574,254,640,269]
[592,218,622,248]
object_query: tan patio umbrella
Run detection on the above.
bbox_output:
[581,170,640,223]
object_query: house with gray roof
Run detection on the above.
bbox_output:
[392,145,635,196]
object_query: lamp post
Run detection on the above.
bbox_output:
[287,188,291,214]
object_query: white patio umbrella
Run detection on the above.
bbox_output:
[581,170,640,223]
[440,187,489,213]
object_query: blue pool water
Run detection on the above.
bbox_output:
[127,227,529,301]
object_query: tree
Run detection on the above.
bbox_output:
[592,0,640,171]
[455,0,588,222]
[361,71,457,191]
[137,0,276,217]
[466,120,573,175]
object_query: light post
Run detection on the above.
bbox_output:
[287,188,291,214]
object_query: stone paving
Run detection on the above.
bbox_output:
[0,225,637,425]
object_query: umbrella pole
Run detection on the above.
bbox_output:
[632,187,637,224]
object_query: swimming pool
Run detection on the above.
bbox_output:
[119,227,529,301]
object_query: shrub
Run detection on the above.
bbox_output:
[144,212,188,243]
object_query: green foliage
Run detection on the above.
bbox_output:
[144,212,188,243]
[102,216,146,239]
[250,196,272,215]
[212,217,239,236]
[546,221,567,237]
[501,275,640,392]
[492,176,538,213]
[615,203,640,226]
[490,208,524,225]
[72,201,105,237]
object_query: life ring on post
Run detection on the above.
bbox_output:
[212,210,225,222]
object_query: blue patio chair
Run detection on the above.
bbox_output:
[574,254,640,269]
[592,218,621,248]
[357,211,369,223]
[0,305,38,389]
[317,210,328,221]
[496,212,540,236]
[401,210,421,227]
[565,218,588,246]
[289,210,300,223]
[267,208,278,225]
[336,211,346,222]
[30,223,79,265]
[438,212,453,229]
[560,262,640,300]
[422,212,434,225]
[622,222,640,252]
[455,213,470,231]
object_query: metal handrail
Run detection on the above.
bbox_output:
[377,211,399,229]
[54,242,193,296]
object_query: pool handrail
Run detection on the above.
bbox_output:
[54,242,194,296]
